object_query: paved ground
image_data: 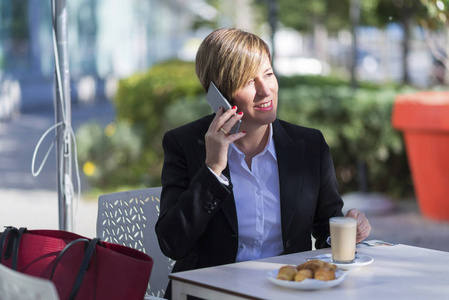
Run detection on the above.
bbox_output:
[1,101,449,252]
[344,193,449,252]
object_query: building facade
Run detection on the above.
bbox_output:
[0,0,205,109]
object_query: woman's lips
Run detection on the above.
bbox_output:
[255,100,273,111]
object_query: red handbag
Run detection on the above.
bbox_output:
[0,227,153,300]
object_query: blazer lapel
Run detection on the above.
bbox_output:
[192,117,306,238]
[273,120,305,241]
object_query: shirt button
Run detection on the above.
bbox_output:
[286,239,291,248]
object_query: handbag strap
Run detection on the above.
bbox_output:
[49,238,90,280]
[0,226,19,264]
[68,238,101,300]
[0,227,13,262]
[2,229,102,300]
[11,227,27,270]
[50,237,101,300]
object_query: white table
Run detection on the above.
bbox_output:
[170,242,449,300]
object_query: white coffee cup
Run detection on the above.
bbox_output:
[329,217,357,264]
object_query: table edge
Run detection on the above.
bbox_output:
[170,274,261,300]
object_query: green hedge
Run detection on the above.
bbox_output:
[76,121,144,189]
[277,81,416,197]
[113,59,206,185]
[77,61,417,198]
[115,59,204,137]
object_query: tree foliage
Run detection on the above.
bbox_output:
[420,0,449,29]
[272,0,350,33]
[374,0,427,26]
[0,0,29,42]
[113,59,205,185]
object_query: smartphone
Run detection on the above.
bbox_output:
[206,82,242,134]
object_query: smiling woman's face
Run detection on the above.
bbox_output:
[232,55,278,130]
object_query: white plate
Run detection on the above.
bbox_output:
[266,268,349,290]
[311,254,374,270]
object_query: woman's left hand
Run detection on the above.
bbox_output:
[345,208,372,243]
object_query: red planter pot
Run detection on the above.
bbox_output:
[392,91,449,222]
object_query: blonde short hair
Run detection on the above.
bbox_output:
[195,28,271,102]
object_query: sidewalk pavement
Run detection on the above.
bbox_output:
[1,189,98,238]
[1,101,449,252]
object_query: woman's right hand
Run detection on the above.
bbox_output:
[205,106,245,176]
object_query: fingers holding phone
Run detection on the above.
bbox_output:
[206,82,242,134]
[205,107,245,176]
[217,106,244,137]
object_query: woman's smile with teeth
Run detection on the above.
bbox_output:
[256,101,271,108]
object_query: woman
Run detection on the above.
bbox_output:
[155,28,371,298]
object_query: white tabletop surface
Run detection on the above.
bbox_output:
[170,241,449,300]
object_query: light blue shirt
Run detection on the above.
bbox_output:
[228,124,283,262]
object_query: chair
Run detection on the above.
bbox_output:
[0,263,59,300]
[96,187,174,299]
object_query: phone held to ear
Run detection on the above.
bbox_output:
[206,82,242,134]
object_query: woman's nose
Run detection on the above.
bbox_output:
[256,80,271,97]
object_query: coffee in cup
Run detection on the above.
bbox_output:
[329,217,357,264]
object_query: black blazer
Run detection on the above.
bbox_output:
[155,114,343,275]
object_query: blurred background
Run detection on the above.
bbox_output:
[2,0,448,112]
[1,0,449,250]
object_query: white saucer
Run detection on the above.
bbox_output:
[311,254,374,270]
[266,269,349,290]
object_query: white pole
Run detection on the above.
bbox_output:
[54,0,73,231]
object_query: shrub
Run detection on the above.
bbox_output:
[76,121,145,189]
[113,59,205,185]
[277,82,416,197]
[79,61,416,198]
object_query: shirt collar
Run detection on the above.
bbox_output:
[229,124,277,161]
[266,123,277,161]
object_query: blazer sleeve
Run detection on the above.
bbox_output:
[155,127,233,260]
[312,131,344,249]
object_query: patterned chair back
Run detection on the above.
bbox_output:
[97,187,174,298]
